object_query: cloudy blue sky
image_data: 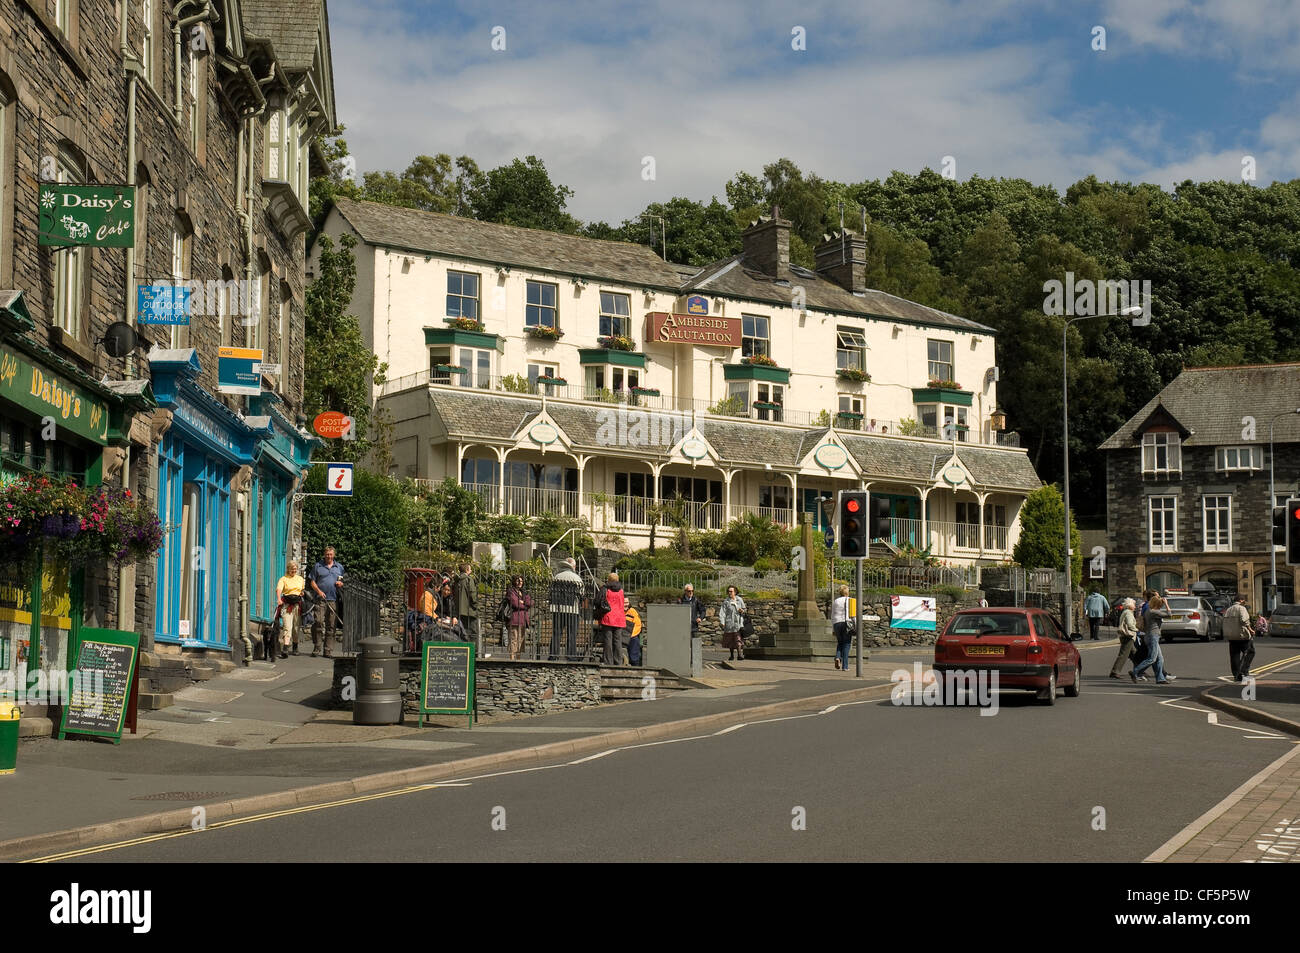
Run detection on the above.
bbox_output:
[328,0,1300,223]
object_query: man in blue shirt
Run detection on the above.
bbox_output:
[309,545,344,657]
[1084,588,1110,641]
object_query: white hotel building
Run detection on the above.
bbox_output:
[311,199,1041,563]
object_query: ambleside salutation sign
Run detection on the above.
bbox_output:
[38,185,135,247]
[645,311,741,347]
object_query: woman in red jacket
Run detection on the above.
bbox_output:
[600,572,627,666]
[506,574,533,660]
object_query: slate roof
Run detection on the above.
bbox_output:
[684,256,993,334]
[242,0,325,72]
[425,391,1040,490]
[332,199,686,289]
[1099,363,1300,450]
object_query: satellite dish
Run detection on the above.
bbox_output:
[102,321,138,358]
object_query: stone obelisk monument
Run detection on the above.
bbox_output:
[748,514,837,660]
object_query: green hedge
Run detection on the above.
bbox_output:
[302,466,408,590]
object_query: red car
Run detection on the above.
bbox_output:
[933,607,1082,705]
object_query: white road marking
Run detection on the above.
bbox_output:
[1158,697,1286,737]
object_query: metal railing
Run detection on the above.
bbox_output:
[340,577,386,655]
[886,517,1012,556]
[380,370,1022,447]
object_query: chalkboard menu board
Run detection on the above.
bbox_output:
[420,641,475,728]
[58,628,139,743]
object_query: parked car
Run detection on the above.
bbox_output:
[1160,596,1223,642]
[1189,581,1232,617]
[933,607,1081,705]
[1268,603,1300,636]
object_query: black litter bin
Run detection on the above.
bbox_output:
[354,636,403,725]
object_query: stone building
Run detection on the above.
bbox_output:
[1098,363,1300,608]
[312,200,1042,562]
[0,0,334,721]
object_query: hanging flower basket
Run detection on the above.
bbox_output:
[836,368,871,382]
[742,354,778,367]
[0,474,163,567]
[525,325,563,341]
[597,335,636,352]
[432,364,468,375]
[444,317,484,332]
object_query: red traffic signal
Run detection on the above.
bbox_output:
[1288,499,1300,567]
[846,499,860,513]
[838,491,868,558]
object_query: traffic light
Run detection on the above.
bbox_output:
[1273,506,1288,548]
[1288,499,1300,566]
[838,491,867,558]
[869,495,891,540]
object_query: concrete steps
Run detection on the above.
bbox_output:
[599,666,688,702]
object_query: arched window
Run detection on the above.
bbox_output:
[53,143,88,338]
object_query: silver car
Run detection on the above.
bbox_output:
[1160,596,1223,642]
[1269,603,1300,637]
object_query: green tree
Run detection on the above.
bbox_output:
[467,155,579,232]
[301,466,408,590]
[309,129,361,225]
[304,233,386,463]
[359,153,481,214]
[1012,485,1082,585]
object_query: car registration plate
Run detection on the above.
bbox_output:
[966,645,1005,656]
[1168,615,1184,621]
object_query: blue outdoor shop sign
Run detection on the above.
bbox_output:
[137,284,192,325]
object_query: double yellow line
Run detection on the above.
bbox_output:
[1249,653,1300,678]
[25,782,458,863]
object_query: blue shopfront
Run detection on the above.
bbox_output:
[246,393,317,626]
[149,351,267,650]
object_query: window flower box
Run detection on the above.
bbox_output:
[444,317,485,332]
[525,326,563,341]
[836,368,871,382]
[742,354,778,367]
[928,378,961,390]
[835,411,864,420]
[537,376,567,387]
[753,401,782,410]
[630,386,660,397]
[597,335,636,352]
[432,364,468,375]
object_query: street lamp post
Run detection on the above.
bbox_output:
[1061,306,1147,640]
[1268,409,1300,613]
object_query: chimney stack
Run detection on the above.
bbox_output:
[815,229,867,293]
[741,205,791,277]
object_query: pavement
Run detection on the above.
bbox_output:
[0,646,913,859]
[6,635,1300,862]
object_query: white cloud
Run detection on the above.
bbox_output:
[326,0,1300,224]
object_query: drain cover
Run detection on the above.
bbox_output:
[131,791,232,801]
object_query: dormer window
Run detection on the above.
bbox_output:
[1141,432,1181,476]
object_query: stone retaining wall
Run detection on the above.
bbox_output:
[331,657,602,717]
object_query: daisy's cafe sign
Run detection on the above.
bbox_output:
[38,185,135,248]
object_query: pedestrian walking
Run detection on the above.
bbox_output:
[549,558,583,660]
[1132,590,1175,684]
[719,586,747,661]
[1223,595,1255,681]
[830,584,853,671]
[275,561,306,658]
[454,563,480,656]
[1084,588,1110,641]
[598,572,627,666]
[308,545,344,658]
[680,584,705,636]
[506,574,532,660]
[1109,598,1138,678]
